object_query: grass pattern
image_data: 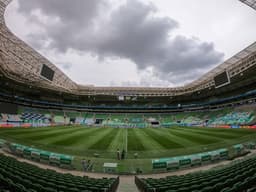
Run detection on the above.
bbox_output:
[1,126,256,158]
[128,128,146,151]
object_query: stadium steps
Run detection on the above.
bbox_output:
[117,176,139,192]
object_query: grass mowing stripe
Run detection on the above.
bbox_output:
[127,128,146,151]
[176,127,250,139]
[18,127,83,141]
[0,127,56,134]
[89,128,118,150]
[170,128,220,145]
[149,128,185,149]
[10,126,81,139]
[44,128,98,146]
[180,126,256,135]
[0,126,73,136]
[177,126,253,139]
[51,128,107,147]
[164,128,198,147]
[0,128,56,137]
[142,128,183,149]
[107,128,124,152]
[133,128,164,151]
[0,127,76,142]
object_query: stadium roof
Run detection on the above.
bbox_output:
[240,0,256,10]
[188,42,256,88]
[0,0,256,97]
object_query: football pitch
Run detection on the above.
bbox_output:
[1,126,256,173]
[1,126,256,158]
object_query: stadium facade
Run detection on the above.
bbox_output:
[0,0,256,110]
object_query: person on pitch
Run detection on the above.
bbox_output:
[81,159,87,172]
[117,148,121,160]
[121,149,126,160]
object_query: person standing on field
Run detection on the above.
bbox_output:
[117,149,120,160]
[81,159,87,172]
[121,149,125,160]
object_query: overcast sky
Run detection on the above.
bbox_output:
[4,0,256,87]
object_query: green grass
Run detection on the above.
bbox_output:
[1,125,256,173]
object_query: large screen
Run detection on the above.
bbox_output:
[214,71,230,88]
[0,102,18,114]
[40,64,55,81]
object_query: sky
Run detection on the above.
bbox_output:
[4,0,256,87]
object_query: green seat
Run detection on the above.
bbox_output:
[220,187,233,192]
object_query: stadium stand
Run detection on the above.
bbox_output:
[109,114,127,124]
[8,114,22,122]
[53,115,66,125]
[94,113,110,125]
[74,117,84,124]
[0,114,8,122]
[181,116,204,125]
[21,113,48,122]
[0,104,255,128]
[135,155,256,192]
[127,114,144,124]
[64,111,81,119]
[0,154,119,192]
[208,112,254,125]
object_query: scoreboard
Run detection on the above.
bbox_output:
[214,71,230,88]
[40,64,55,81]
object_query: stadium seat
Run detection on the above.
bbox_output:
[0,154,119,192]
[135,155,256,192]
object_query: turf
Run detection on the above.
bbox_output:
[1,125,256,156]
[2,125,256,173]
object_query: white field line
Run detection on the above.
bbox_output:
[126,128,128,152]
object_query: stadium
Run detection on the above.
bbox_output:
[0,0,256,191]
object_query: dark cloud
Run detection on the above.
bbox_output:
[16,0,224,85]
[18,0,104,25]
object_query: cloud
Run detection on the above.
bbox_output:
[15,0,224,86]
[18,0,105,25]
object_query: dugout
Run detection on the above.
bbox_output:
[60,154,73,166]
[7,143,73,167]
[191,154,202,166]
[211,150,220,162]
[179,156,191,168]
[233,144,245,156]
[23,147,33,158]
[16,145,26,156]
[50,153,73,167]
[40,151,50,162]
[245,142,256,149]
[152,159,168,170]
[219,148,229,159]
[49,153,60,165]
[201,152,212,164]
[167,158,179,171]
[31,149,41,161]
[10,143,19,152]
[152,148,229,172]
